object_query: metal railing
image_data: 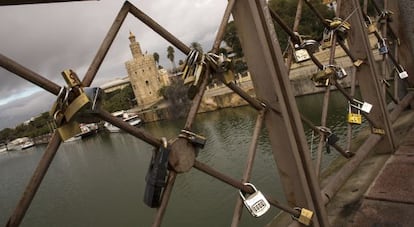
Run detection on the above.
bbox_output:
[1,0,413,226]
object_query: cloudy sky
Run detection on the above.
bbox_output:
[0,0,227,129]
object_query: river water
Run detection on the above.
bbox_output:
[0,91,365,227]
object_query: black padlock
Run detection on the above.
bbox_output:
[179,129,206,149]
[143,138,170,208]
[325,133,339,154]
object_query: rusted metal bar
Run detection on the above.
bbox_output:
[346,69,357,151]
[193,160,301,217]
[322,133,382,204]
[152,171,177,227]
[96,108,160,147]
[387,1,414,87]
[286,0,304,73]
[269,8,326,70]
[225,82,265,111]
[0,53,61,95]
[322,92,414,204]
[337,39,357,63]
[231,110,265,227]
[233,1,329,225]
[314,87,330,177]
[82,2,129,87]
[183,68,210,130]
[269,8,301,44]
[6,132,62,227]
[333,80,378,128]
[303,0,330,27]
[211,0,236,53]
[340,0,396,151]
[128,1,190,55]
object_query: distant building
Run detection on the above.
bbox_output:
[100,77,131,93]
[125,31,170,108]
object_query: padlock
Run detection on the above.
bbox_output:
[144,137,170,208]
[398,70,409,79]
[64,91,90,122]
[348,102,362,125]
[294,49,311,63]
[372,127,385,135]
[353,59,363,67]
[333,66,347,80]
[368,23,377,34]
[239,183,270,217]
[62,69,82,88]
[378,39,388,55]
[179,129,206,149]
[76,87,104,123]
[57,120,81,141]
[292,207,314,226]
[321,28,333,49]
[222,69,235,84]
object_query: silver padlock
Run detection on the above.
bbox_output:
[378,39,388,55]
[239,183,270,217]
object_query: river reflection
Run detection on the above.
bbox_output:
[0,91,364,227]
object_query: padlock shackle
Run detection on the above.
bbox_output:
[238,182,258,200]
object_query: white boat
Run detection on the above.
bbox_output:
[104,110,142,132]
[64,123,99,142]
[21,140,35,150]
[8,137,35,151]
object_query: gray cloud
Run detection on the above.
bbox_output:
[0,0,227,129]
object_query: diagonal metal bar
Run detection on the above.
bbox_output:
[333,80,378,128]
[346,69,357,152]
[193,160,301,218]
[231,110,265,227]
[315,0,342,177]
[6,132,62,227]
[322,89,414,205]
[0,53,60,95]
[82,1,130,87]
[127,1,190,55]
[152,171,177,227]
[303,0,330,27]
[95,108,160,147]
[184,67,210,130]
[211,0,236,53]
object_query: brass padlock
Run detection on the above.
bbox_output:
[348,102,362,124]
[62,69,82,88]
[292,207,314,226]
[57,120,81,141]
[239,183,270,217]
[372,127,385,135]
[368,23,377,34]
[64,91,90,122]
[353,59,363,67]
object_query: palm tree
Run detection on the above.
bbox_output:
[167,46,176,73]
[153,52,159,66]
[190,42,203,53]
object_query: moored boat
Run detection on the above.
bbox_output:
[104,110,142,132]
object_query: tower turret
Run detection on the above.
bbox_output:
[128,31,142,59]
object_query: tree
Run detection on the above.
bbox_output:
[158,78,191,119]
[153,52,159,66]
[167,46,176,73]
[190,42,203,53]
[268,0,334,50]
[222,21,244,58]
